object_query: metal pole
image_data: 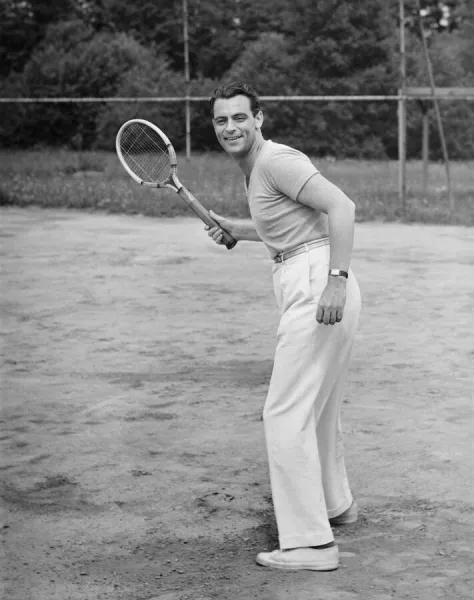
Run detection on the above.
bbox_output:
[398,0,407,217]
[416,0,454,212]
[183,0,191,160]
[422,109,429,197]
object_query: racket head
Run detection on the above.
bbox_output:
[116,119,178,188]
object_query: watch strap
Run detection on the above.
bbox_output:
[329,269,349,279]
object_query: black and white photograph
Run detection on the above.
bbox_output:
[1,1,473,599]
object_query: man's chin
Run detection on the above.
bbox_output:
[223,141,246,156]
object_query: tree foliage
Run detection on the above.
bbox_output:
[405,0,468,35]
[0,0,472,158]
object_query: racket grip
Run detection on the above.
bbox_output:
[219,228,238,250]
[177,187,238,250]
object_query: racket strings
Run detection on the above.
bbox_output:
[120,123,171,184]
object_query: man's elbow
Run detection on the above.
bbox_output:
[347,198,356,221]
[324,190,355,221]
[334,195,355,221]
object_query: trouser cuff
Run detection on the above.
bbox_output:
[279,530,334,550]
[326,494,353,519]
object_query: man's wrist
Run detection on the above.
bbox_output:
[328,268,349,279]
[327,275,347,285]
[230,226,240,241]
[231,222,247,241]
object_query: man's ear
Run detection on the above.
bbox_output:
[255,110,264,130]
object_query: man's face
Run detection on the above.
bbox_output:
[212,95,263,157]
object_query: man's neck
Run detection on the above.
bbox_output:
[235,135,266,177]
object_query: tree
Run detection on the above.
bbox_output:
[0,0,472,157]
[0,0,38,77]
[0,0,97,77]
[0,20,163,148]
[221,0,399,157]
[97,0,290,80]
[405,0,467,36]
[95,56,190,151]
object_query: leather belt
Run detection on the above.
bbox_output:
[273,237,330,264]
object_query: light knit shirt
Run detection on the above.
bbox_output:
[245,140,329,259]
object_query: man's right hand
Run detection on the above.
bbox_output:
[205,210,237,245]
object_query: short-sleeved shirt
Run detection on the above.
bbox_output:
[245,140,329,259]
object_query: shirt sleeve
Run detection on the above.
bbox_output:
[266,147,319,202]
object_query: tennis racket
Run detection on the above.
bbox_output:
[115,119,237,250]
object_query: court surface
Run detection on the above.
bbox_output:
[1,208,473,600]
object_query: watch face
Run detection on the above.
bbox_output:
[330,269,348,278]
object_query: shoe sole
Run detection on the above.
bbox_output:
[256,557,339,571]
[329,516,358,526]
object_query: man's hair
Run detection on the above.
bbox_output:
[209,81,261,117]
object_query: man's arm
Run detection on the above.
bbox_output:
[205,210,263,244]
[296,174,356,326]
[297,173,355,272]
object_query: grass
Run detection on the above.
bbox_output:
[0,149,472,225]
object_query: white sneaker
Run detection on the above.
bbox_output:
[256,546,339,571]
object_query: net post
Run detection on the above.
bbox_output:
[415,0,454,213]
[398,0,407,219]
[183,0,191,160]
[422,108,429,198]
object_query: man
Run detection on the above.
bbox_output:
[205,82,362,571]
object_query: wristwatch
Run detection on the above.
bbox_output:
[329,269,349,279]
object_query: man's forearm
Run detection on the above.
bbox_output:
[234,220,263,242]
[327,200,355,273]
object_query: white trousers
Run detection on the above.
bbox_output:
[264,244,361,549]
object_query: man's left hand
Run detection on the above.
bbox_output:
[316,277,347,325]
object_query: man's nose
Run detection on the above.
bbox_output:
[224,119,236,132]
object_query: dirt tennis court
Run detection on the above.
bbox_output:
[1,207,472,600]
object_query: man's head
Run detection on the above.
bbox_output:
[209,82,261,117]
[210,82,264,158]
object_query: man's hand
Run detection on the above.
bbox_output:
[205,210,238,245]
[316,277,347,325]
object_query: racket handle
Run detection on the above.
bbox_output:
[177,187,238,250]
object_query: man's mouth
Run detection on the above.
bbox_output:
[225,135,242,141]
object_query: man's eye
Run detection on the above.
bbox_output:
[215,119,226,125]
[235,116,246,121]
